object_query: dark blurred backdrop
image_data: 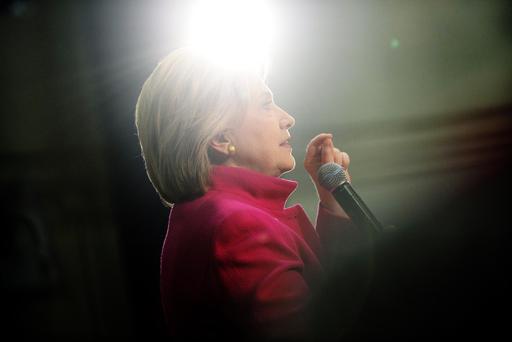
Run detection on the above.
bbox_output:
[1,0,511,340]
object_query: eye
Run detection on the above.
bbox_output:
[262,101,273,110]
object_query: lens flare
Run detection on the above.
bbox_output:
[185,0,275,72]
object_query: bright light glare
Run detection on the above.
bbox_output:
[186,0,275,72]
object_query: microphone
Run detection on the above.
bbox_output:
[317,162,383,235]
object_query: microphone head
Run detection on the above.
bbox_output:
[317,162,348,191]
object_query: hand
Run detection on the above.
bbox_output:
[304,133,351,217]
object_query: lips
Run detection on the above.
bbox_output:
[280,137,292,147]
[280,136,292,145]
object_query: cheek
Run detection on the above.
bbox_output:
[245,123,275,149]
[235,116,281,158]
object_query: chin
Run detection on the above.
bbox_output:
[279,156,296,175]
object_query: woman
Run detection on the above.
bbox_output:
[135,47,356,340]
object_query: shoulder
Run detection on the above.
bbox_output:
[209,202,296,253]
[177,190,294,245]
[199,191,276,227]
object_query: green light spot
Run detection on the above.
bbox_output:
[390,38,400,49]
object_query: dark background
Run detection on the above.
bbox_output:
[1,0,511,339]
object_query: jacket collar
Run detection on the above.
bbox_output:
[209,166,298,211]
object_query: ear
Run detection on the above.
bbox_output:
[208,132,234,164]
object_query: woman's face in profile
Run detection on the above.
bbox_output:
[229,80,296,177]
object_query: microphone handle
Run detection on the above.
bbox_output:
[331,182,383,234]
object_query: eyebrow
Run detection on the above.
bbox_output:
[260,90,274,100]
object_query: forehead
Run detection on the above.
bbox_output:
[249,78,272,100]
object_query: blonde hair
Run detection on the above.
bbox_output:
[135,47,267,207]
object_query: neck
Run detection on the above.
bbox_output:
[219,160,282,178]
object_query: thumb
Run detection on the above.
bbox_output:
[321,138,334,164]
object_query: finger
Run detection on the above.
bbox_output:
[333,148,343,166]
[345,169,352,183]
[321,138,334,164]
[333,148,351,182]
[332,146,350,169]
[306,133,333,150]
[341,152,350,169]
[344,170,352,183]
[340,151,351,182]
[305,133,333,162]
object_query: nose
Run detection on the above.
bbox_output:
[279,107,295,130]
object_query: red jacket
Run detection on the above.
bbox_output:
[160,166,354,339]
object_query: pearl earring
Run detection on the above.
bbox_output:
[227,144,236,155]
